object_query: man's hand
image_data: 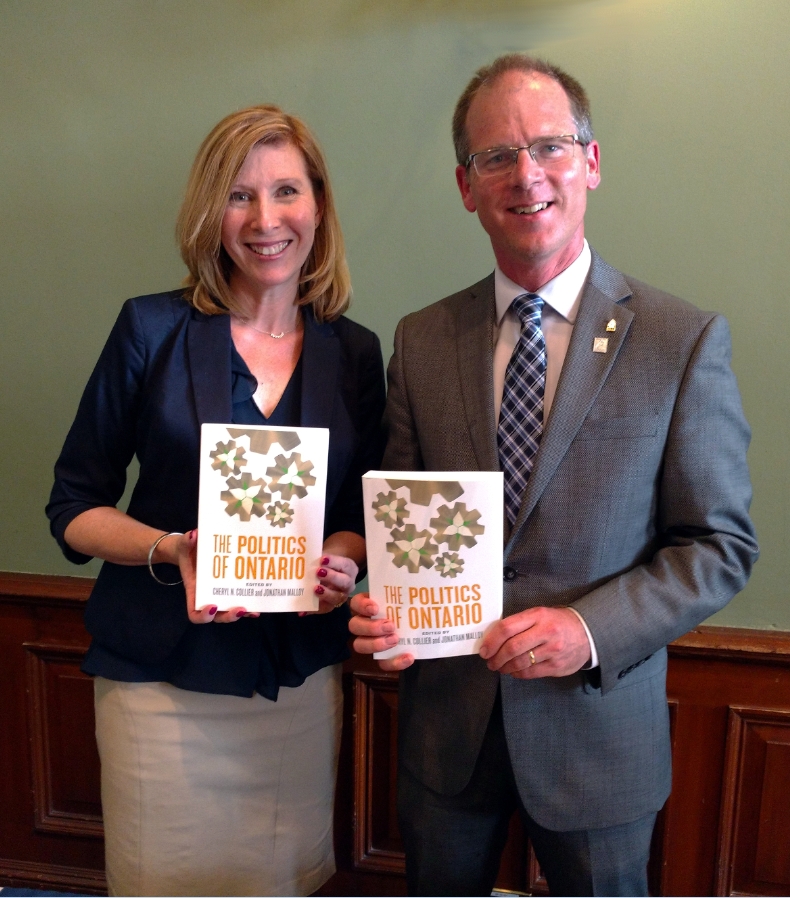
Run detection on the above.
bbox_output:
[479,606,591,679]
[348,593,414,672]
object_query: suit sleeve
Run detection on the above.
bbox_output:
[381,318,426,471]
[46,300,147,564]
[573,314,758,693]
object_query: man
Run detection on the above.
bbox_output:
[350,54,757,897]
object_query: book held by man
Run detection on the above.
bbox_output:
[363,471,504,660]
[196,424,329,612]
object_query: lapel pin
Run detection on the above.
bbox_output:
[606,318,617,332]
[593,337,609,353]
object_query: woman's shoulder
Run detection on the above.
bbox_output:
[322,312,381,353]
[122,289,194,324]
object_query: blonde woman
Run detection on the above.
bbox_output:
[47,106,385,896]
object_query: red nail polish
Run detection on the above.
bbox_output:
[315,584,325,595]
[208,606,218,615]
[322,556,330,565]
[317,568,328,577]
[236,609,245,618]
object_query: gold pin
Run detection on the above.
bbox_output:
[593,337,608,353]
[606,318,617,332]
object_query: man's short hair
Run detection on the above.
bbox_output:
[452,54,594,165]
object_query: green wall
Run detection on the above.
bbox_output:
[1,0,786,628]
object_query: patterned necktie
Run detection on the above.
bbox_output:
[497,293,546,525]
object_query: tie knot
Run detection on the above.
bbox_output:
[511,293,544,327]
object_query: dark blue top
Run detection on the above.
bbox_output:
[47,292,386,699]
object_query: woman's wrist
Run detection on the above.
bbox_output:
[150,531,183,566]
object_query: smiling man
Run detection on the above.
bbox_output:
[350,55,757,896]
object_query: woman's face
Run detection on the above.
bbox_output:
[221,141,322,302]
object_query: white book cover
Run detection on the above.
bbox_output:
[196,424,329,612]
[363,471,504,660]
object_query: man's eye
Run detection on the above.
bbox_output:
[484,151,510,168]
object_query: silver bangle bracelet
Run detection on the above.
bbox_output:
[147,531,185,586]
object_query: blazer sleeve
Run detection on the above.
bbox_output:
[573,314,759,693]
[381,317,426,471]
[46,299,148,564]
[324,328,387,541]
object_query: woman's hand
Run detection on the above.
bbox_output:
[348,593,414,671]
[303,553,358,615]
[170,530,259,624]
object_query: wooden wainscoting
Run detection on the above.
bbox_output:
[2,571,790,897]
[336,628,790,897]
[0,572,104,894]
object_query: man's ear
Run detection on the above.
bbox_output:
[585,141,601,191]
[456,164,478,213]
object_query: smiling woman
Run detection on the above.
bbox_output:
[45,105,386,896]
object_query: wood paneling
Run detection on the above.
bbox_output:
[3,573,790,898]
[0,572,104,894]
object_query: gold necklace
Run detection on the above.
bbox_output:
[233,314,301,339]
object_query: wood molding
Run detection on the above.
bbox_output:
[716,706,790,897]
[0,571,94,603]
[24,642,104,838]
[670,626,790,662]
[352,670,403,874]
[0,857,106,895]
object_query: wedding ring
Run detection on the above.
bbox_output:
[529,650,536,666]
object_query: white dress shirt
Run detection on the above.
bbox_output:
[493,240,599,668]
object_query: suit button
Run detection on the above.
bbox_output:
[503,566,517,581]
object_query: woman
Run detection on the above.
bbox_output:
[46,105,385,896]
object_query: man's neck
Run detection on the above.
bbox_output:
[494,239,586,294]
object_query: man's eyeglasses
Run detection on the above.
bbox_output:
[465,135,585,178]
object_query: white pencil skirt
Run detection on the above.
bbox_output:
[94,665,342,897]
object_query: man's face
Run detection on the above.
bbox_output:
[456,70,600,288]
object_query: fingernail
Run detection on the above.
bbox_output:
[315,585,325,595]
[208,606,218,616]
[189,530,197,542]
[317,568,328,577]
[322,556,330,565]
[298,611,307,617]
[479,646,489,659]
[385,635,398,646]
[236,609,245,618]
[382,622,395,634]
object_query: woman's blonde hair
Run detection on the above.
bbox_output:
[176,105,350,322]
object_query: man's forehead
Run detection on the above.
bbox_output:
[468,70,573,132]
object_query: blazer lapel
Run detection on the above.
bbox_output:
[187,311,234,423]
[300,309,339,429]
[456,275,500,472]
[506,253,634,545]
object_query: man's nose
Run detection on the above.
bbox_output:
[509,147,543,185]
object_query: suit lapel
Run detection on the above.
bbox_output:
[506,253,634,545]
[300,309,339,429]
[455,275,499,472]
[187,311,234,423]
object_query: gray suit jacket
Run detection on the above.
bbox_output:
[384,250,757,830]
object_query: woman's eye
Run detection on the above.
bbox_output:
[229,191,251,202]
[278,185,297,197]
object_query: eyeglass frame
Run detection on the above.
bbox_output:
[464,134,587,177]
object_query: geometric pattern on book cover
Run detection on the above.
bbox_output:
[209,429,316,525]
[370,480,485,577]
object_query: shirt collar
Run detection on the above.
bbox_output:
[494,239,592,325]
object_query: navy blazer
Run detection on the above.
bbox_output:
[47,291,386,697]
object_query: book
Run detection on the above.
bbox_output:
[362,471,504,660]
[195,423,329,612]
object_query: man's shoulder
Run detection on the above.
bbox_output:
[397,273,495,332]
[590,249,716,324]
